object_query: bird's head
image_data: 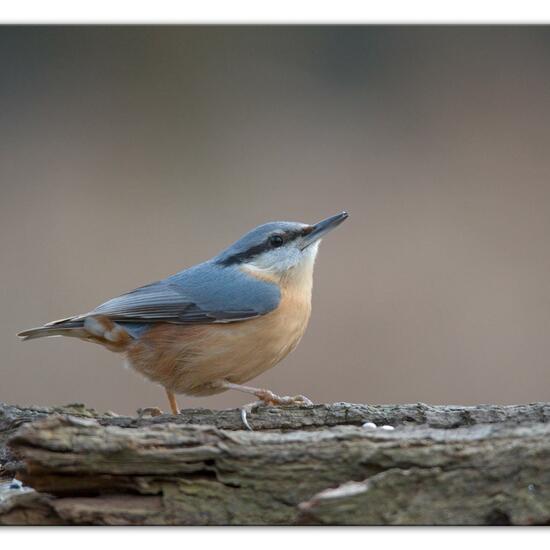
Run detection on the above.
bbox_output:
[215,212,348,283]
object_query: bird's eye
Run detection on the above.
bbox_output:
[269,235,284,248]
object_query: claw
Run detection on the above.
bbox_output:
[239,400,263,431]
[240,407,252,431]
[289,394,314,406]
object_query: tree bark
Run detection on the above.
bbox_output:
[1,401,549,525]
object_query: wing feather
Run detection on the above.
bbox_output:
[89,263,280,325]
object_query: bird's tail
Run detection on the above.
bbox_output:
[18,317,86,341]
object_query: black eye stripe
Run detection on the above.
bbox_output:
[218,228,307,266]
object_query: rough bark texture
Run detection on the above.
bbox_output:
[1,401,550,525]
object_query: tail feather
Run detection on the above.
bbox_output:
[18,315,134,353]
[18,317,86,341]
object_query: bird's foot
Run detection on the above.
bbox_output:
[255,389,314,407]
[239,392,314,431]
[137,407,164,418]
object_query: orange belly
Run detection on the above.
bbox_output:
[125,287,311,396]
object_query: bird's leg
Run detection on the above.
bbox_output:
[221,381,313,406]
[165,389,180,415]
[219,381,313,430]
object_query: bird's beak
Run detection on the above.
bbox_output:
[301,211,348,250]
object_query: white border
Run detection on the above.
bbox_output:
[2,4,549,542]
[1,0,550,24]
[1,528,549,547]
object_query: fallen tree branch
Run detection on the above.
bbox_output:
[2,400,550,433]
[1,401,550,525]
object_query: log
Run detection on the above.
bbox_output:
[1,401,550,525]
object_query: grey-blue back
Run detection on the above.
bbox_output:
[92,260,281,337]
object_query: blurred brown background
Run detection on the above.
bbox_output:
[2,26,550,414]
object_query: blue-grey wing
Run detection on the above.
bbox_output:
[91,261,280,324]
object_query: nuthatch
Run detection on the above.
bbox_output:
[19,212,348,428]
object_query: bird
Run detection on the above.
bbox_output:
[18,211,348,428]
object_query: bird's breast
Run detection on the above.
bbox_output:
[126,278,312,395]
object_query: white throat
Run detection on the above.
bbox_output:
[243,241,320,290]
